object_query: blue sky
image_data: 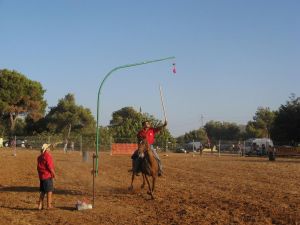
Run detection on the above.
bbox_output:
[0,1,299,137]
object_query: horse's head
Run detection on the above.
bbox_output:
[137,138,150,158]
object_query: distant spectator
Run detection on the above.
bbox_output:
[199,145,203,156]
[237,142,242,156]
[268,146,276,161]
[261,144,266,155]
[252,143,258,155]
[63,139,68,153]
[11,139,16,148]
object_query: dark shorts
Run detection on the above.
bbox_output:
[40,178,54,193]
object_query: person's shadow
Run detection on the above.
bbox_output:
[0,186,83,211]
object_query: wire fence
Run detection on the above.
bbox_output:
[173,139,277,157]
[1,135,293,157]
[0,135,99,152]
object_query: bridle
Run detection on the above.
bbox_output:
[138,139,149,158]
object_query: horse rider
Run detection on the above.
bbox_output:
[131,120,167,176]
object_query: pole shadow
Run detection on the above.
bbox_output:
[55,206,76,211]
[0,186,84,195]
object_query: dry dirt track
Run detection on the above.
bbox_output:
[0,148,299,225]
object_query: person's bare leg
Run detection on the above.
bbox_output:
[38,192,45,210]
[47,192,53,209]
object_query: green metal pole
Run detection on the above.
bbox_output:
[95,56,175,175]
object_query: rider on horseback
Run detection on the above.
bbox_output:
[131,120,167,176]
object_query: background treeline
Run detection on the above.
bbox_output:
[1,69,299,146]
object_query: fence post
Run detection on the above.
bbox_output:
[166,138,169,152]
[80,135,83,155]
[218,140,221,157]
[13,135,17,156]
[92,153,97,208]
[110,136,112,155]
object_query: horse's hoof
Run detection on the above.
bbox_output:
[128,186,133,191]
[147,192,155,199]
[141,184,145,189]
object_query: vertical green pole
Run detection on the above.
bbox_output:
[95,56,175,175]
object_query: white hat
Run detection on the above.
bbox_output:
[41,143,51,153]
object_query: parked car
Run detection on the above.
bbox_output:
[175,148,187,153]
[185,141,202,152]
[3,139,31,148]
[245,138,274,156]
[216,143,240,152]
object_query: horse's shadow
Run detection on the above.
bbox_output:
[240,158,300,163]
[103,186,155,201]
[109,187,131,195]
[0,186,83,195]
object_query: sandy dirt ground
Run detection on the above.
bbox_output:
[0,148,299,225]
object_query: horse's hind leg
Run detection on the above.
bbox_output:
[141,174,145,189]
[151,176,156,193]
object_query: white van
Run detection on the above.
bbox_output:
[245,138,274,155]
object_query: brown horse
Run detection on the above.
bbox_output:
[129,138,159,199]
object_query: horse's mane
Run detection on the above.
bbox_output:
[137,138,150,154]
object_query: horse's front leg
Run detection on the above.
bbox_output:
[128,172,135,191]
[144,175,154,199]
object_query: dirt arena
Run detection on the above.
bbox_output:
[0,148,299,225]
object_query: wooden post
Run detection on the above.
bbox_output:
[218,140,221,157]
[92,153,97,208]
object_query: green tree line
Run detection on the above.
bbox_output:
[1,69,299,147]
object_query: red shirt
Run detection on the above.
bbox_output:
[137,127,161,145]
[37,151,54,180]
